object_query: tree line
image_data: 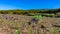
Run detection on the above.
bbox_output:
[0,9,60,14]
[0,8,60,17]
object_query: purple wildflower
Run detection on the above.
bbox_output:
[32,18,38,23]
[5,16,9,20]
[5,16,12,20]
[5,17,8,20]
[32,25,35,28]
[14,17,19,20]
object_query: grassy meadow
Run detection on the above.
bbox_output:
[0,9,60,34]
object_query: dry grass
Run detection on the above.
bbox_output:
[0,14,60,34]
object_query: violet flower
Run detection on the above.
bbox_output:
[32,18,38,23]
[5,16,9,20]
[32,25,35,28]
[14,17,19,20]
[5,17,8,20]
[5,16,13,20]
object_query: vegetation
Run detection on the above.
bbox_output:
[0,8,60,17]
[0,8,60,34]
[15,30,20,34]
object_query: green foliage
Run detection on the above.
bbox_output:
[37,32,41,34]
[11,26,19,29]
[0,9,60,17]
[32,14,42,22]
[30,28,33,34]
[15,30,20,34]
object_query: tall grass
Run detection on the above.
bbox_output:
[29,14,42,34]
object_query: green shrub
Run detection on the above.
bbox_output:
[15,30,20,34]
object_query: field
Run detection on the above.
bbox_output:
[0,14,60,34]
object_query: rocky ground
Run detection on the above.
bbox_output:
[0,14,60,34]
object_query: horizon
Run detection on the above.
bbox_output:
[0,0,60,10]
[0,8,60,10]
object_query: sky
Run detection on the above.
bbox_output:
[0,0,60,10]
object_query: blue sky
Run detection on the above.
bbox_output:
[0,0,60,10]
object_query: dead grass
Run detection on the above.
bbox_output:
[0,14,60,34]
